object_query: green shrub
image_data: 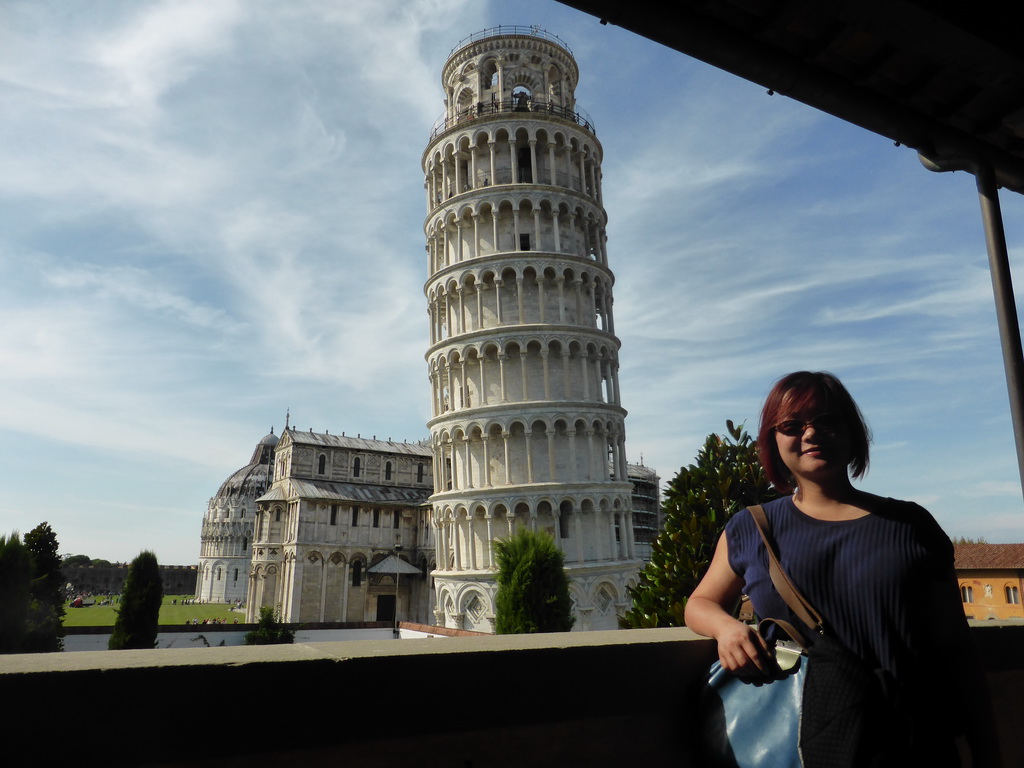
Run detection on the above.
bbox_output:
[244,606,295,645]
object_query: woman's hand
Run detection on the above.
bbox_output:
[712,617,772,675]
[685,533,773,675]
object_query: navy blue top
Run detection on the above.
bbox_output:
[726,495,956,693]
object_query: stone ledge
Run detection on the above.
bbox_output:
[2,624,1020,767]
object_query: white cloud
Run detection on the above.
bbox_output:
[91,0,244,116]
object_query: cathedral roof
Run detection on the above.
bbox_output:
[279,427,432,458]
[255,484,289,502]
[257,478,432,506]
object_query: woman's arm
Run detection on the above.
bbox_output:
[685,532,772,674]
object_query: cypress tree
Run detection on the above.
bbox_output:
[0,532,31,653]
[109,550,163,650]
[494,527,575,634]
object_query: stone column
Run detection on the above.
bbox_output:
[546,428,557,482]
[503,430,512,485]
[484,512,495,568]
[481,436,491,487]
[498,352,508,402]
[524,427,534,483]
[520,351,530,400]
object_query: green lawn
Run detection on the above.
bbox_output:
[63,596,247,628]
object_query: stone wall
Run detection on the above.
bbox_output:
[64,563,198,596]
[4,624,1020,767]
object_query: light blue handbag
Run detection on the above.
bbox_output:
[698,502,817,768]
[699,625,807,768]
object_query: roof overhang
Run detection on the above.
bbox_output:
[368,554,424,576]
[557,0,1024,194]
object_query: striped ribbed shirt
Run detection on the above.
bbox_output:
[726,494,956,693]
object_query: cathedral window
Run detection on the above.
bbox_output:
[352,561,362,587]
[318,454,327,474]
[242,537,248,551]
[385,461,393,481]
[353,457,361,477]
[394,510,401,529]
[351,506,360,526]
[417,463,425,483]
[373,509,380,528]
[330,504,338,525]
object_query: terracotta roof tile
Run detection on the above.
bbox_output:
[954,543,1024,570]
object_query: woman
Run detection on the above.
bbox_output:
[685,371,996,767]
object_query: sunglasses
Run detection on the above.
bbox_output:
[773,413,841,437]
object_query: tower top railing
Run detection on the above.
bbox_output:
[447,25,573,58]
[428,96,596,142]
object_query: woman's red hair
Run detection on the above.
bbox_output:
[757,371,871,494]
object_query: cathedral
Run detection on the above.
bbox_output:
[195,27,658,632]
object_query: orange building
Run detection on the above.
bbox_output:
[954,543,1024,621]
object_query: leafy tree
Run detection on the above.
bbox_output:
[620,421,779,628]
[109,551,163,650]
[244,606,295,645]
[0,532,31,653]
[23,522,65,653]
[494,527,575,634]
[62,554,92,568]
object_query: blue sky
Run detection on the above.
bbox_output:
[2,0,1023,565]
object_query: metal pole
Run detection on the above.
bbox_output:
[974,163,1024,501]
[394,545,402,637]
[920,152,1024,502]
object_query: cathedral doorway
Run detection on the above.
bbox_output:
[376,594,396,622]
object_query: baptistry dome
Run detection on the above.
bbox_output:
[215,429,278,500]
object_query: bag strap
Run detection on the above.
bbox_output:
[758,617,810,651]
[747,504,825,635]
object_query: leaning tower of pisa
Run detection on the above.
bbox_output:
[422,27,639,632]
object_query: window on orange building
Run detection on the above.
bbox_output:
[1006,586,1020,605]
[961,585,974,603]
